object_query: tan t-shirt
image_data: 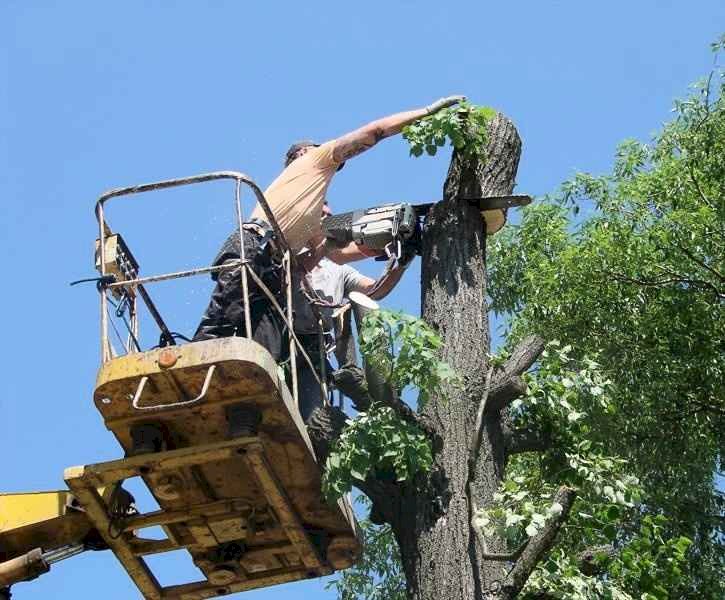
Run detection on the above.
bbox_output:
[250,141,340,253]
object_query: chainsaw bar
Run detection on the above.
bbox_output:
[467,194,533,210]
[412,194,532,215]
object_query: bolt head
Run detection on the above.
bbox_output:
[158,349,178,368]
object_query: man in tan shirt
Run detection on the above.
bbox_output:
[193,96,463,356]
[251,94,465,264]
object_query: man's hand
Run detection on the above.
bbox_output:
[425,95,466,115]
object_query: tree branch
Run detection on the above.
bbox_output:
[604,268,725,301]
[478,536,529,562]
[331,365,437,438]
[688,162,716,211]
[306,404,348,465]
[487,336,546,413]
[499,486,577,600]
[577,544,615,576]
[504,426,553,456]
[331,365,374,411]
[672,239,725,283]
[469,366,495,468]
[305,403,401,525]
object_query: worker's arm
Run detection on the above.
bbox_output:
[325,239,382,264]
[297,237,380,271]
[344,256,411,301]
[332,95,465,163]
[365,260,408,301]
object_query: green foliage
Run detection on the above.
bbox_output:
[326,497,406,600]
[323,309,447,502]
[609,516,693,599]
[476,345,641,555]
[525,550,635,600]
[329,40,724,600]
[473,478,566,545]
[359,309,459,405]
[402,100,496,158]
[481,346,692,599]
[489,41,725,598]
[525,516,693,600]
[322,404,433,501]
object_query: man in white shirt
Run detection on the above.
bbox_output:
[293,205,410,421]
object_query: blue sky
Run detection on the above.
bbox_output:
[1,2,723,598]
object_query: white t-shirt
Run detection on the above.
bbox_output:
[293,258,368,334]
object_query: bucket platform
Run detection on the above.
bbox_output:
[65,337,360,600]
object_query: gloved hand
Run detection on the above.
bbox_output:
[426,95,466,115]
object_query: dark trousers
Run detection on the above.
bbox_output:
[296,335,332,423]
[193,232,287,362]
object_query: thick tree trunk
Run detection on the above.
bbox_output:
[306,113,567,599]
[392,114,523,600]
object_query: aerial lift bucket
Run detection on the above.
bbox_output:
[0,172,360,599]
[65,336,360,599]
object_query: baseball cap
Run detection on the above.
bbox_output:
[284,140,345,171]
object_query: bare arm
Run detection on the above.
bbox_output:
[332,95,465,163]
[325,240,382,264]
[348,257,409,301]
[365,261,408,301]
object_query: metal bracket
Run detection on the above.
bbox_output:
[132,365,216,412]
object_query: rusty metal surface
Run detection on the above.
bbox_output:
[242,442,325,573]
[64,474,163,599]
[83,337,360,598]
[84,172,354,598]
[92,171,330,414]
[0,549,49,588]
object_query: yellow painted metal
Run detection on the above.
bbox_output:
[64,471,163,600]
[242,442,326,574]
[0,491,93,561]
[76,336,361,599]
[0,491,75,534]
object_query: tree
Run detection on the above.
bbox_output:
[309,105,580,600]
[487,38,724,596]
[318,38,724,600]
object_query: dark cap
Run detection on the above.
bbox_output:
[284,140,319,167]
[283,140,346,171]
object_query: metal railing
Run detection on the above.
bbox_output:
[94,171,328,410]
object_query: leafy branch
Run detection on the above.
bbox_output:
[403,100,496,158]
[323,311,457,502]
[322,404,433,501]
[358,309,459,407]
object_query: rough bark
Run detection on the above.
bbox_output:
[488,336,545,413]
[391,114,526,600]
[504,425,553,456]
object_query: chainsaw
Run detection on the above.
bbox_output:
[322,195,532,260]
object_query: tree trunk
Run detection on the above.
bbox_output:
[392,114,523,600]
[306,113,567,598]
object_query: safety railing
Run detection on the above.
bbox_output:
[94,171,328,410]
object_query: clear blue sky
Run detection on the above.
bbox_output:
[1,2,722,598]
